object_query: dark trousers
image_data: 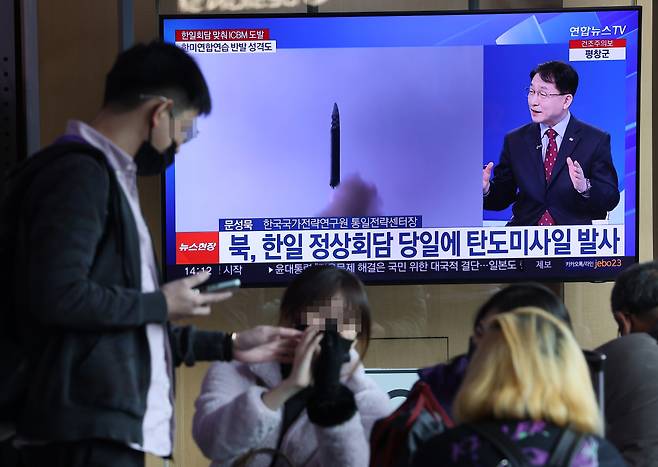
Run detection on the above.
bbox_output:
[19,439,145,467]
[0,437,20,467]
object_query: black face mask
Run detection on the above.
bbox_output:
[134,139,177,176]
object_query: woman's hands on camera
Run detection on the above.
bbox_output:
[286,327,324,389]
[262,327,322,411]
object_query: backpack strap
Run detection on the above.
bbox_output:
[1,139,109,299]
[255,368,311,467]
[466,422,530,467]
[546,428,584,467]
[5,140,106,183]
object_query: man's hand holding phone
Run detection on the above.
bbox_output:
[195,278,241,294]
[161,271,235,321]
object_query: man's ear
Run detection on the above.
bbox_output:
[613,311,632,336]
[563,94,573,110]
[149,99,172,130]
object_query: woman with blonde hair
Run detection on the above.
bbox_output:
[413,307,624,466]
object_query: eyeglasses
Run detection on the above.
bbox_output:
[525,87,568,100]
[139,93,199,144]
[176,116,199,144]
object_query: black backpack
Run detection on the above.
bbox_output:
[466,421,585,467]
[0,141,106,422]
[369,381,454,467]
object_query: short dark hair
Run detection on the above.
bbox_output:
[530,61,579,96]
[103,41,211,115]
[611,261,658,316]
[279,265,372,352]
[475,283,572,330]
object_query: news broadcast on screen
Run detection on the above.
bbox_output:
[161,7,640,286]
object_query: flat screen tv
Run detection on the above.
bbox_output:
[161,7,641,286]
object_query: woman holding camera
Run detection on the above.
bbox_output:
[192,266,390,466]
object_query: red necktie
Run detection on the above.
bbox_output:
[538,128,558,226]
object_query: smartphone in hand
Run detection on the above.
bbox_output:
[195,278,241,294]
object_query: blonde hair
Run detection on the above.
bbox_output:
[453,306,602,435]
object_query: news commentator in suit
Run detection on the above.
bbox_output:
[482,60,620,226]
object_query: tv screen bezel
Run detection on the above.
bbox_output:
[159,6,642,287]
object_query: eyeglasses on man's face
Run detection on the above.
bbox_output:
[525,87,569,100]
[139,93,199,144]
[173,115,198,144]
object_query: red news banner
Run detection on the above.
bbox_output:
[175,29,270,41]
[569,39,626,61]
[174,29,276,54]
[176,232,219,265]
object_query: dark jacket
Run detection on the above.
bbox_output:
[484,116,620,226]
[597,330,658,467]
[417,353,470,419]
[413,419,626,467]
[12,143,229,446]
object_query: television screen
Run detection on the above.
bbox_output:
[161,7,640,286]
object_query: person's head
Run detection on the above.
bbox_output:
[472,283,571,346]
[611,261,658,336]
[278,265,372,353]
[454,307,602,435]
[527,61,578,127]
[100,41,211,170]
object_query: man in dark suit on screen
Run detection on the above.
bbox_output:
[482,61,620,226]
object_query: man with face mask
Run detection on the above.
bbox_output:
[7,41,300,467]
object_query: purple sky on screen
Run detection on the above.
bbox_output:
[174,46,484,231]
